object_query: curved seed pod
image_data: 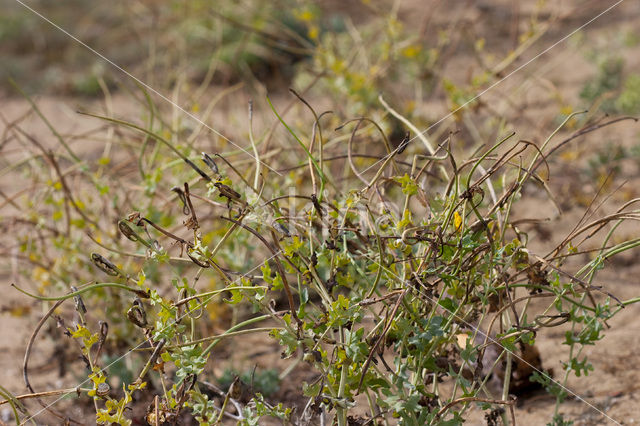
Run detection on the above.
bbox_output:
[396,131,411,154]
[175,374,197,404]
[127,298,148,328]
[118,218,160,251]
[118,220,140,242]
[201,152,219,175]
[152,240,162,252]
[95,321,109,360]
[214,182,242,203]
[187,249,210,268]
[70,286,87,315]
[311,194,325,217]
[90,253,121,277]
[228,376,242,400]
[535,313,570,327]
[96,382,110,397]
[171,186,190,215]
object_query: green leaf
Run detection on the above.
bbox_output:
[394,173,418,196]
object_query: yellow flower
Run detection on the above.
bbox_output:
[298,10,314,22]
[560,105,573,115]
[453,211,463,231]
[308,25,319,41]
[402,44,421,58]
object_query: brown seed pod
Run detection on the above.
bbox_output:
[96,382,110,397]
[127,298,148,328]
[91,253,121,277]
[118,220,140,242]
[201,152,219,175]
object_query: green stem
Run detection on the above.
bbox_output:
[266,96,326,197]
[337,326,348,426]
[202,314,272,356]
[10,79,82,164]
[174,286,268,306]
[12,282,147,301]
[167,327,278,350]
[78,112,188,161]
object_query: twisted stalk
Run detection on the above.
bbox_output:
[220,216,300,325]
[21,299,82,425]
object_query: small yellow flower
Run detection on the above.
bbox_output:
[298,10,314,22]
[453,211,463,231]
[402,44,421,58]
[308,25,319,41]
[560,105,573,116]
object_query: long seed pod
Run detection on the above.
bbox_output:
[396,131,411,154]
[91,253,122,277]
[118,220,140,242]
[118,220,153,249]
[201,152,219,175]
[70,286,87,315]
[127,298,148,328]
[311,193,325,217]
[184,158,212,182]
[171,186,190,215]
[215,182,242,203]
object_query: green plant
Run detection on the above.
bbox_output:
[615,73,640,114]
[6,93,639,424]
[580,55,640,115]
[585,142,626,186]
